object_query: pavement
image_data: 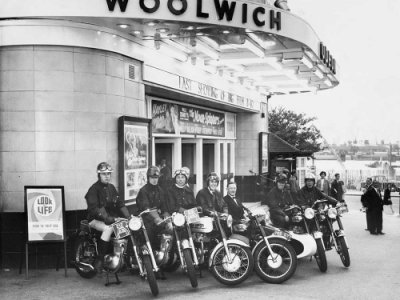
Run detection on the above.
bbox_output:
[1,193,400,300]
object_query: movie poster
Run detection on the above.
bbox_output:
[124,124,148,201]
[26,187,65,242]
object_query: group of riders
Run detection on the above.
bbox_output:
[85,161,343,278]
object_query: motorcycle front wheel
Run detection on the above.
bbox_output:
[210,243,254,286]
[337,236,350,267]
[74,239,97,279]
[253,238,297,284]
[142,255,159,296]
[314,238,327,272]
[183,248,198,288]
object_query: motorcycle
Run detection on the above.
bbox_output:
[190,211,254,286]
[73,209,160,296]
[313,200,350,267]
[232,207,297,284]
[159,208,199,288]
[283,204,327,272]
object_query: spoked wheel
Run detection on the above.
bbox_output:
[142,255,159,296]
[337,236,350,267]
[253,238,297,284]
[183,248,198,288]
[74,239,97,279]
[314,239,327,272]
[210,243,254,286]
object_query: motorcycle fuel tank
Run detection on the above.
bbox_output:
[190,216,214,233]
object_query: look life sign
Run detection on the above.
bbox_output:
[25,186,65,242]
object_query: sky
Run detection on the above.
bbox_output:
[269,0,400,145]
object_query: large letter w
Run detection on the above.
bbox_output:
[106,0,129,12]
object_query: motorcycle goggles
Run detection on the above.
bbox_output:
[174,168,188,178]
[97,163,113,173]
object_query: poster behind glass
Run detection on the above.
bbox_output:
[119,117,151,204]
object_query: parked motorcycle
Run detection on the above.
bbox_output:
[160,208,199,288]
[313,200,350,267]
[190,211,254,286]
[232,207,297,284]
[283,204,327,272]
[73,209,160,296]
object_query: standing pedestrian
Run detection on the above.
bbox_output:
[316,171,330,195]
[331,173,345,202]
[361,177,372,231]
[362,180,384,235]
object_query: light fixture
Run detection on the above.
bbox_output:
[300,55,314,69]
[243,38,265,57]
[132,30,142,35]
[185,26,194,30]
[147,22,156,27]
[157,28,169,33]
[118,24,129,29]
[159,44,188,62]
[222,30,230,34]
[195,40,219,60]
[313,68,324,79]
[323,79,333,87]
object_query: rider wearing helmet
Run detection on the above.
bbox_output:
[297,173,337,208]
[262,174,294,228]
[166,168,197,214]
[136,166,172,279]
[85,162,130,274]
[196,172,228,216]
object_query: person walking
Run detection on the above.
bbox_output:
[331,173,345,202]
[316,171,330,195]
[362,180,384,235]
[383,183,395,214]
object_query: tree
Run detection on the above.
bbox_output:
[268,106,323,153]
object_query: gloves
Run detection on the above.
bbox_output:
[105,216,115,225]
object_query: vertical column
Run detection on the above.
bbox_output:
[195,138,203,194]
[222,142,228,195]
[172,138,182,172]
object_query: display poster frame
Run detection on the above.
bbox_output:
[259,132,269,174]
[118,116,152,205]
[23,185,67,278]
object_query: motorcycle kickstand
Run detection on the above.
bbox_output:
[104,272,122,286]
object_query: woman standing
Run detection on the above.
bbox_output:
[383,183,395,214]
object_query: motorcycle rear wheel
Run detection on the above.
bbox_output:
[337,236,350,267]
[210,243,254,286]
[183,248,198,288]
[253,238,297,284]
[143,255,159,296]
[314,239,327,272]
[74,239,97,279]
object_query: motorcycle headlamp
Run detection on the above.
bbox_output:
[128,216,142,231]
[172,213,185,227]
[328,208,338,219]
[304,208,315,219]
[226,214,233,228]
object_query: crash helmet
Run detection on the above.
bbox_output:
[206,172,220,185]
[276,174,287,184]
[147,166,160,178]
[173,168,189,184]
[97,162,113,174]
[304,173,316,184]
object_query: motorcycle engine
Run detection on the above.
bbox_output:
[292,225,305,234]
[104,253,124,273]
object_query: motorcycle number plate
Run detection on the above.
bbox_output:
[185,208,200,224]
[112,220,130,239]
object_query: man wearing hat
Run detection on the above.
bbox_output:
[316,171,330,195]
[262,174,294,228]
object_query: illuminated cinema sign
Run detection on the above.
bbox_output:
[106,0,282,30]
[319,42,336,74]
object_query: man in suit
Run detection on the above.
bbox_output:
[224,180,250,221]
[361,177,373,231]
[316,171,330,195]
[362,180,384,235]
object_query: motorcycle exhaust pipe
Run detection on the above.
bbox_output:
[75,261,95,272]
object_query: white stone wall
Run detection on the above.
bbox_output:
[0,46,145,212]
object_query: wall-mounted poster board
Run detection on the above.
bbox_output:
[259,132,269,174]
[118,116,152,204]
[24,186,67,278]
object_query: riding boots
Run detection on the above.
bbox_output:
[95,239,109,275]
